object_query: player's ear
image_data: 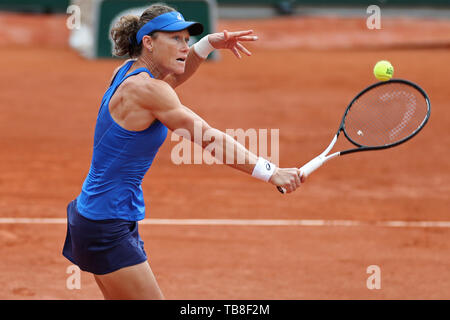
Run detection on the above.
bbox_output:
[142,35,154,53]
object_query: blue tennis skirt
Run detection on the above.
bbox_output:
[62,199,147,275]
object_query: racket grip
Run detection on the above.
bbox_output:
[299,155,325,178]
[277,156,325,194]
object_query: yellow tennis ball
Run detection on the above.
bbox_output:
[373,60,394,81]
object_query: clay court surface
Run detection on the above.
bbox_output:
[0,12,449,299]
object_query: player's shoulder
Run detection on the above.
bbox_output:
[123,73,178,111]
[128,72,174,96]
[112,59,174,95]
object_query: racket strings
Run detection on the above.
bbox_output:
[344,83,429,147]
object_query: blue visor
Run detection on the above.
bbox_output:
[136,11,204,44]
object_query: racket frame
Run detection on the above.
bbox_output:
[277,79,431,194]
[340,79,431,155]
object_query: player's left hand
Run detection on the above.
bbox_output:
[208,30,258,59]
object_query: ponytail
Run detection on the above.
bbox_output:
[110,15,141,58]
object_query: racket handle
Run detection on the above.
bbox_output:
[277,156,325,194]
[300,155,325,177]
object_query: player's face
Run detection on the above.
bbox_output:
[151,30,190,75]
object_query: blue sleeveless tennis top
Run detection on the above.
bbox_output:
[77,60,168,221]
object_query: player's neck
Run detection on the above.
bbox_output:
[135,54,167,80]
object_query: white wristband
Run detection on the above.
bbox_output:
[193,35,215,59]
[252,157,276,182]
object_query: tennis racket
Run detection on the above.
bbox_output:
[278,79,431,194]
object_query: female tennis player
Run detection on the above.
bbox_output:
[62,3,305,300]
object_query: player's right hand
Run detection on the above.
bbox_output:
[269,167,305,193]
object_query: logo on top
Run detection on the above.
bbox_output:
[177,13,183,21]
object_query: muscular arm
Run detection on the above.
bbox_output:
[139,79,258,175]
[131,77,303,192]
